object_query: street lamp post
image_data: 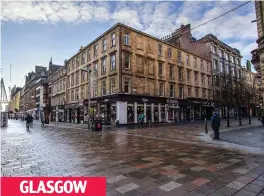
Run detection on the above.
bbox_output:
[80,66,92,130]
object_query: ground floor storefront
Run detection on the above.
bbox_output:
[80,94,213,125]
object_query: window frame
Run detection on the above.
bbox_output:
[124,34,130,45]
[169,84,175,98]
[111,33,116,47]
[110,53,116,71]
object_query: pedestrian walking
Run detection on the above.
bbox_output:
[211,109,220,140]
[41,117,45,128]
[138,112,145,128]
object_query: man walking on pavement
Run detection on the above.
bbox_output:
[211,109,220,140]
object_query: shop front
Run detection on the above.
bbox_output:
[94,94,167,125]
[187,98,213,121]
[65,103,83,124]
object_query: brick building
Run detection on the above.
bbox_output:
[64,23,212,125]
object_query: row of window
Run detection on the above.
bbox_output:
[211,45,240,64]
[213,60,242,78]
[52,79,66,94]
[66,78,116,102]
[67,30,210,74]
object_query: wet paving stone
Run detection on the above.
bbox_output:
[2,120,264,196]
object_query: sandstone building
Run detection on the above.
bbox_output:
[63,23,212,124]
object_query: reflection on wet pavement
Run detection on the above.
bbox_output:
[1,120,264,196]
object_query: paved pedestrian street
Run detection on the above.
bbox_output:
[1,120,264,196]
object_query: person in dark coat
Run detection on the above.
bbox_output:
[211,109,220,140]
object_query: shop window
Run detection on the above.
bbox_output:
[168,48,172,59]
[124,78,131,93]
[124,53,130,69]
[158,63,163,76]
[102,39,107,52]
[159,83,164,97]
[101,80,106,96]
[170,84,175,98]
[111,33,116,47]
[169,65,174,79]
[101,58,106,75]
[127,105,134,124]
[158,44,162,56]
[110,78,115,94]
[110,54,116,71]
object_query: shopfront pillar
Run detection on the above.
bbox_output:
[116,101,127,124]
[134,102,137,123]
[144,103,147,123]
[158,104,161,122]
[165,104,168,122]
[151,103,154,123]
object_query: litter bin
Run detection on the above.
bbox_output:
[92,119,102,131]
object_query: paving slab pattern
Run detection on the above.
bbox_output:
[1,120,264,196]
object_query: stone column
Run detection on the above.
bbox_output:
[144,103,147,123]
[158,103,161,122]
[165,104,168,122]
[151,103,154,123]
[134,102,137,123]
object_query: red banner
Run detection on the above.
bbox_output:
[1,177,106,196]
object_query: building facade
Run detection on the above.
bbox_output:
[50,65,66,122]
[23,66,47,119]
[164,24,243,118]
[251,1,264,108]
[64,23,212,125]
